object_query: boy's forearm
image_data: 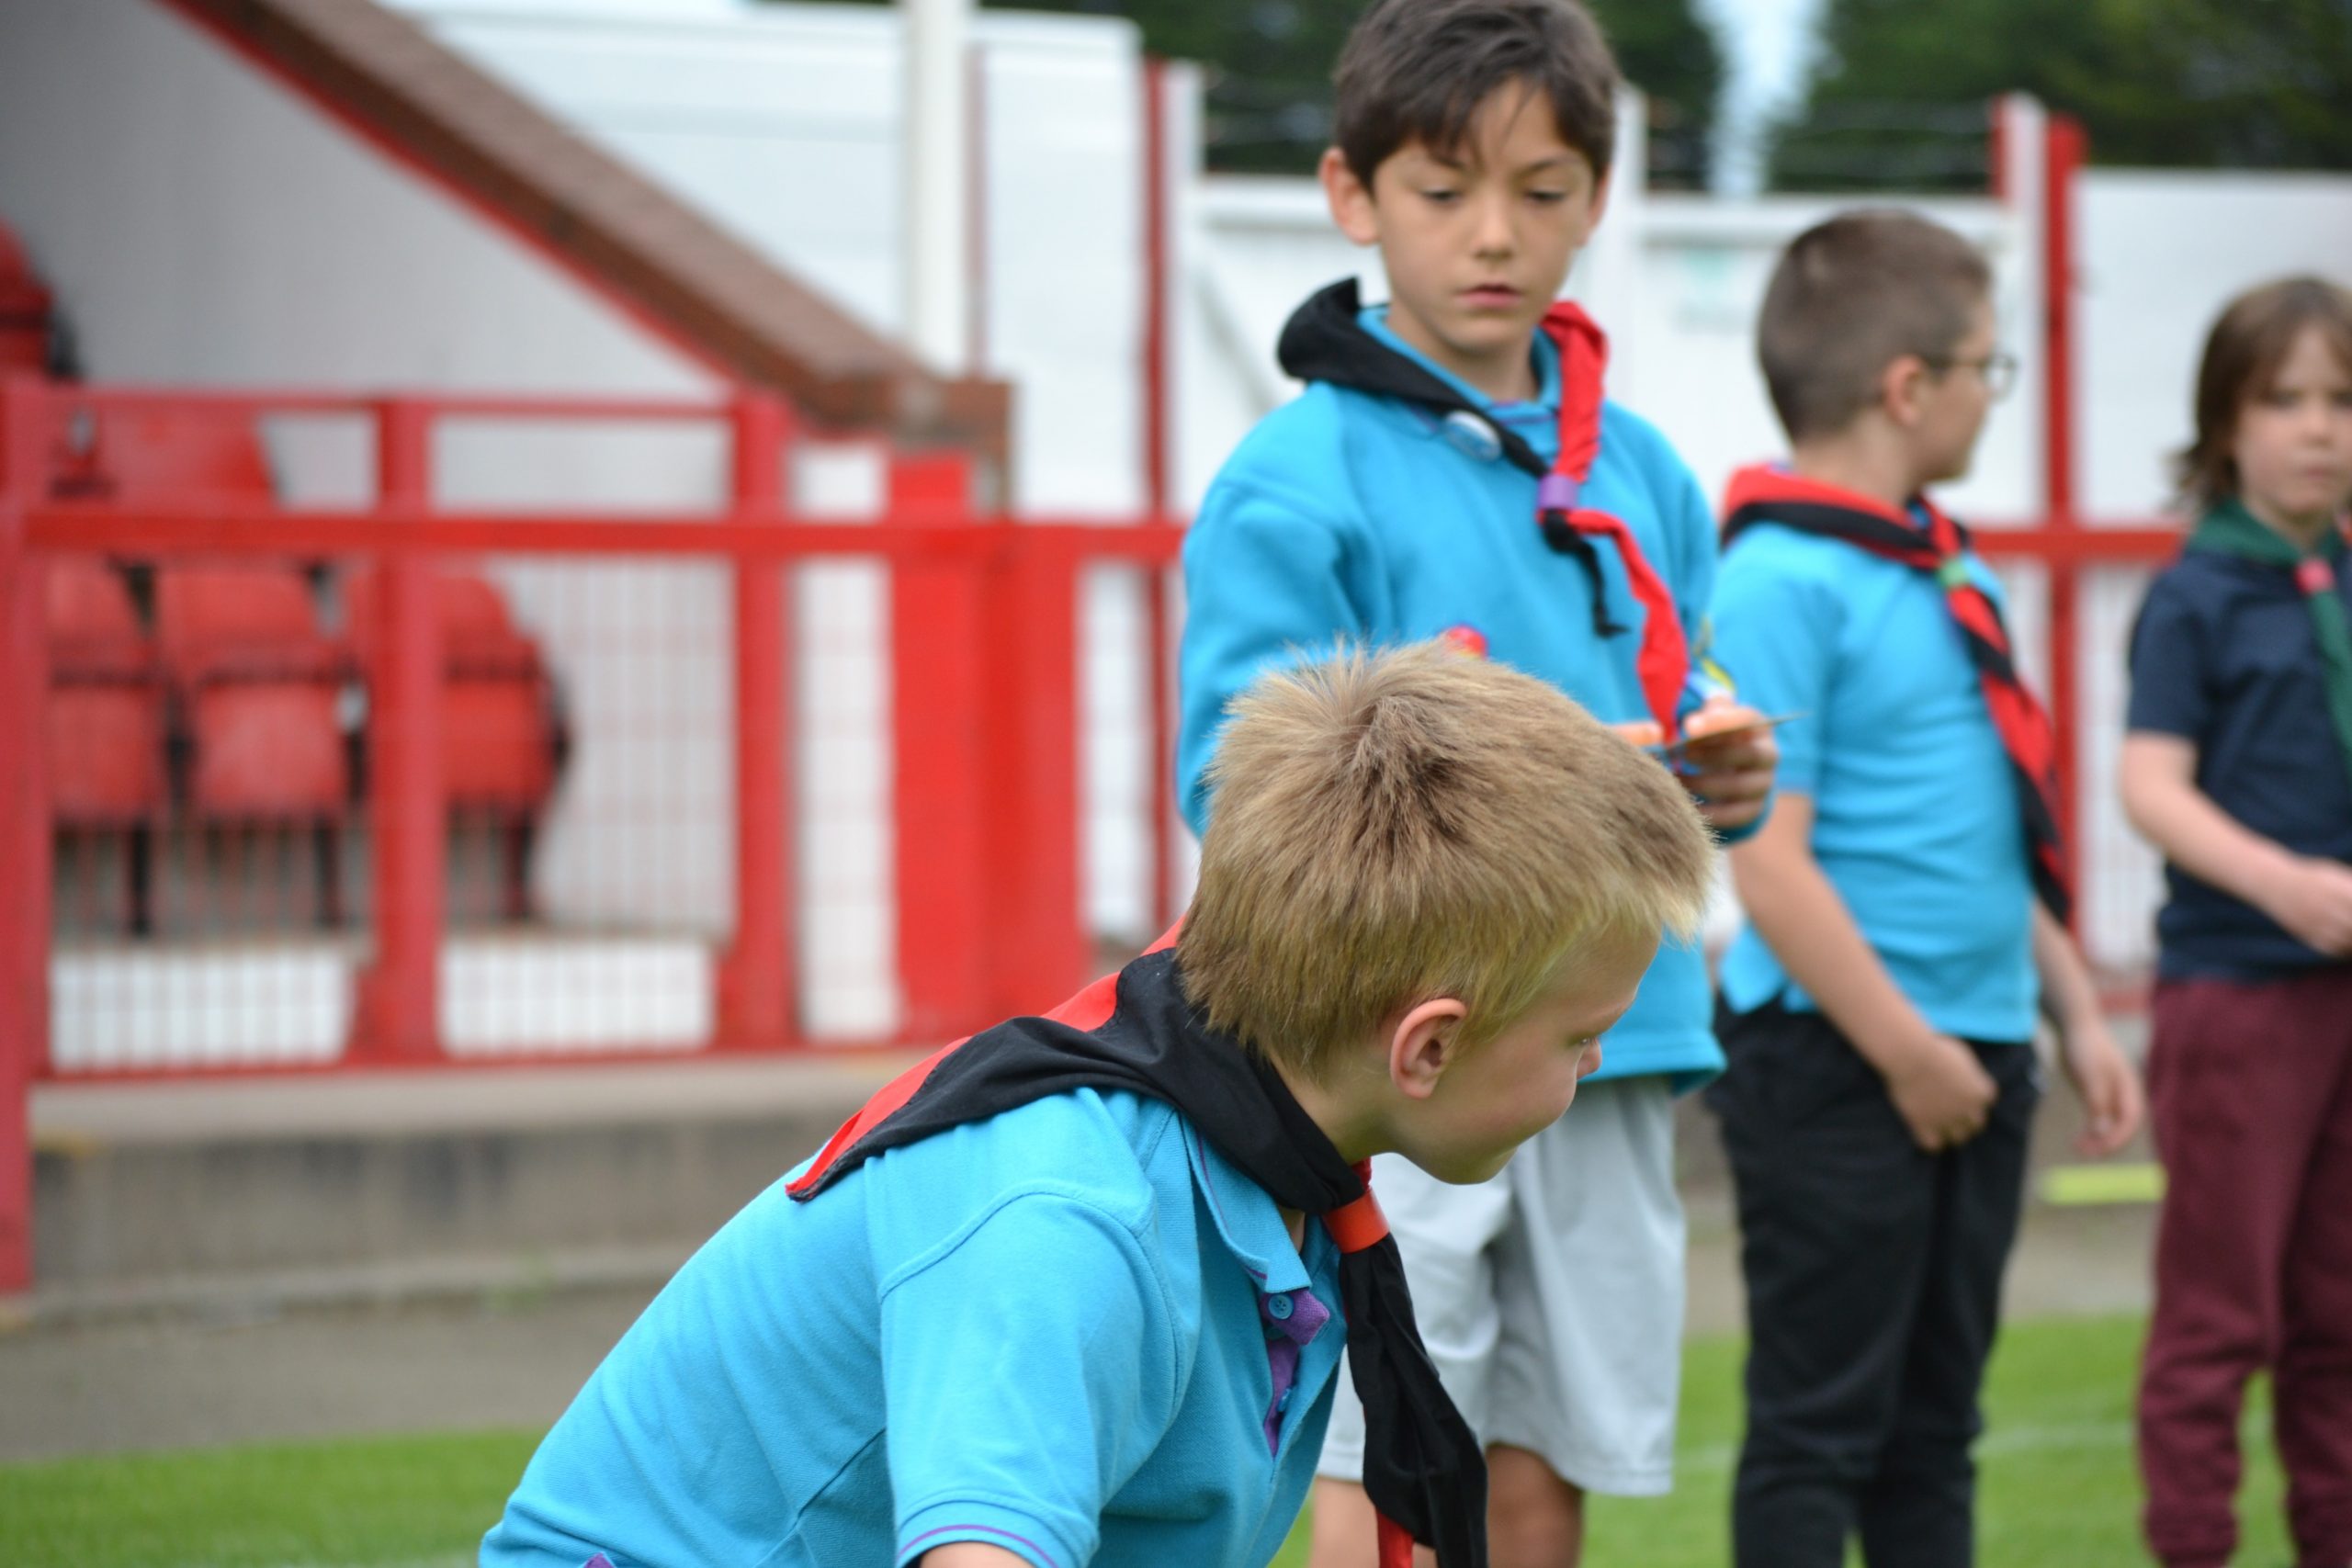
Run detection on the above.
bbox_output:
[2120,739,2301,914]
[920,1545,1035,1568]
[1730,808,1938,1070]
[2030,901,2102,1036]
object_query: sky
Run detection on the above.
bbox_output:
[1699,0,1824,194]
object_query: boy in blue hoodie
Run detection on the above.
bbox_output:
[1177,4,1777,1562]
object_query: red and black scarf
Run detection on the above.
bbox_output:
[1721,466,2072,922]
[788,931,1486,1568]
[1277,279,1689,741]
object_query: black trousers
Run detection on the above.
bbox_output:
[1704,1001,2040,1568]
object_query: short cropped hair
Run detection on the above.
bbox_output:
[1333,0,1620,189]
[1758,209,1993,444]
[1176,643,1713,1081]
[2178,275,2352,507]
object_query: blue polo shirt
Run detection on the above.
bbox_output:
[1178,309,1735,1088]
[481,1089,1344,1568]
[1712,510,2037,1043]
[2127,545,2352,979]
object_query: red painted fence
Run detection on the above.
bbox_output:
[0,371,2189,1296]
[0,375,1186,1291]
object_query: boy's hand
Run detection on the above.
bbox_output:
[2057,1015,2143,1158]
[1880,1032,1998,1153]
[1678,701,1778,832]
[2261,856,2352,956]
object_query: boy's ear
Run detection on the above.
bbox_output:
[1880,352,1933,429]
[1321,147,1381,246]
[1387,997,1469,1100]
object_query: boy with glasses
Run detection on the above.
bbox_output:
[1702,209,2143,1568]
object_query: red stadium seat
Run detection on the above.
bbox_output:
[48,404,277,507]
[46,409,352,928]
[45,559,167,932]
[154,563,353,925]
[345,566,566,920]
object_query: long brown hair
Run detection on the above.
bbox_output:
[2179,276,2352,507]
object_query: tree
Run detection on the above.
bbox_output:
[783,0,1724,184]
[1770,0,2352,191]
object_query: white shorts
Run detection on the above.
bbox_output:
[1316,1076,1686,1495]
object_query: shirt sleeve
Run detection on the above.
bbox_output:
[1653,455,1777,844]
[1176,479,1367,834]
[882,1190,1180,1568]
[2125,569,2211,743]
[1708,538,1841,800]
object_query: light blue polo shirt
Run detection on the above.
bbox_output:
[1711,508,2037,1043]
[481,1089,1345,1568]
[1179,308,1739,1089]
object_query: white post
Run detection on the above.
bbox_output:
[902,0,970,375]
[1995,92,2050,521]
[1571,88,1647,357]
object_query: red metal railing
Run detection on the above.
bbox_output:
[0,370,2195,1300]
[0,375,1188,1290]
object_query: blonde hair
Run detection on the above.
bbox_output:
[1176,643,1714,1079]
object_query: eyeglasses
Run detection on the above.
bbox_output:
[1928,351,2020,400]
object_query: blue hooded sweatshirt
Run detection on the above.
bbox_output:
[1176,287,1737,1088]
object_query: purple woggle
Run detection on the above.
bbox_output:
[1537,474,1581,513]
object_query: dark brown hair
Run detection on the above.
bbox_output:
[1757,209,1993,444]
[2178,276,2352,507]
[1332,0,1620,188]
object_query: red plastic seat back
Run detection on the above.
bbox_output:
[49,685,168,823]
[46,559,151,679]
[345,565,541,676]
[53,409,276,506]
[155,565,345,682]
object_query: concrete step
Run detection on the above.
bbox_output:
[27,1051,922,1323]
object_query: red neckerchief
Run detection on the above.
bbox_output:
[1720,465,2072,921]
[1272,281,1690,744]
[1536,304,1690,740]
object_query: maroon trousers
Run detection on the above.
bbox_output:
[2138,965,2352,1568]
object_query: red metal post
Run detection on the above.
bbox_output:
[890,453,993,1039]
[982,541,1088,1018]
[717,391,796,1049]
[0,376,51,1292]
[1141,57,1178,931]
[2042,114,2087,916]
[351,400,446,1060]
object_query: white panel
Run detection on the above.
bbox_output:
[2081,566,2167,971]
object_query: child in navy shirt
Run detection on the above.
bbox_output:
[1705,209,2142,1568]
[2121,276,2352,1568]
[1178,5,1776,1562]
[481,645,1717,1568]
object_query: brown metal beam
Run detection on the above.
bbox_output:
[158,0,1010,456]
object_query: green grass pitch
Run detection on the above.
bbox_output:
[0,1314,2290,1568]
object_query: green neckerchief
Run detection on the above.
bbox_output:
[2187,495,2352,785]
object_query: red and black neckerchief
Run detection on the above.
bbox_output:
[1721,465,2072,922]
[1277,278,1690,741]
[788,929,1487,1568]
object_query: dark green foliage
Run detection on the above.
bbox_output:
[1771,0,2352,191]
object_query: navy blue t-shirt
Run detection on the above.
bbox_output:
[2125,547,2352,978]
